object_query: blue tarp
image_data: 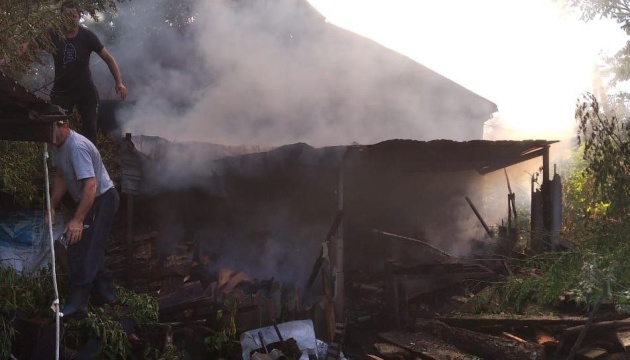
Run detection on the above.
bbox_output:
[0,211,63,272]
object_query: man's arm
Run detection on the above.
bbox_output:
[97,47,127,99]
[66,177,97,244]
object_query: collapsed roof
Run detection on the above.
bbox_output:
[362,139,558,174]
[122,136,557,195]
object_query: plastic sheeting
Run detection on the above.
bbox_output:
[0,211,63,272]
[240,320,318,360]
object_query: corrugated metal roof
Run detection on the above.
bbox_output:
[360,139,558,174]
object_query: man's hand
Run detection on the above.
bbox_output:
[65,218,84,245]
[116,83,127,100]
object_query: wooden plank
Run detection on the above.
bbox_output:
[616,329,630,351]
[438,314,630,331]
[373,342,411,358]
[157,281,205,311]
[575,346,607,359]
[379,330,476,359]
[414,319,544,360]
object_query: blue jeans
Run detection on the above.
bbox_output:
[67,187,119,293]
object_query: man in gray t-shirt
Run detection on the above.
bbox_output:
[47,119,119,319]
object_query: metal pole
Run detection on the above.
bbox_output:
[43,143,61,360]
[126,193,134,287]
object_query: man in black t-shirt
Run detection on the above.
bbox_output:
[51,1,128,143]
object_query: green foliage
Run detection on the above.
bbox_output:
[0,0,127,208]
[0,265,57,359]
[0,124,121,209]
[0,141,44,208]
[0,265,57,318]
[494,252,581,312]
[72,309,133,359]
[484,125,630,313]
[561,141,611,234]
[0,265,176,359]
[491,233,630,313]
[466,285,497,314]
[143,338,180,360]
[0,316,16,360]
[522,228,629,312]
[567,0,630,32]
[1,0,127,76]
[114,285,159,324]
[204,298,239,358]
[64,285,161,359]
[1,0,64,75]
[565,0,630,84]
[575,93,630,216]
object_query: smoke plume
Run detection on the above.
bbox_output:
[92,0,495,146]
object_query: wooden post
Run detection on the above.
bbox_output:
[125,132,135,288]
[333,160,344,321]
[542,145,551,252]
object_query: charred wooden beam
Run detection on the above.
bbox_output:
[304,210,344,293]
[464,196,493,237]
[379,330,475,359]
[437,315,629,331]
[414,319,545,360]
[542,145,551,252]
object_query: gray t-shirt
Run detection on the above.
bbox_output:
[54,130,114,202]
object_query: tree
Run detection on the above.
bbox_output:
[0,0,127,76]
[567,0,630,85]
[566,1,630,214]
[569,0,630,28]
[0,0,126,207]
[575,92,630,216]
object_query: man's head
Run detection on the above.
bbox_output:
[60,1,81,29]
[52,120,71,146]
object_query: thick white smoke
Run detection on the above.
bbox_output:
[92,0,495,147]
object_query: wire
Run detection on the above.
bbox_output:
[43,143,62,360]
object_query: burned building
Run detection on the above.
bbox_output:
[95,0,564,339]
[0,0,564,350]
[119,135,558,332]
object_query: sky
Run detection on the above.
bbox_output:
[307,0,628,140]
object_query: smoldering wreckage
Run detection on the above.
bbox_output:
[2,8,630,360]
[5,76,627,360]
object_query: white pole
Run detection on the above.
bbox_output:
[43,143,61,360]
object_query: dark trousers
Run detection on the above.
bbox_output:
[50,84,100,144]
[67,187,119,294]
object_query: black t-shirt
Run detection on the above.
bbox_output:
[51,27,104,93]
